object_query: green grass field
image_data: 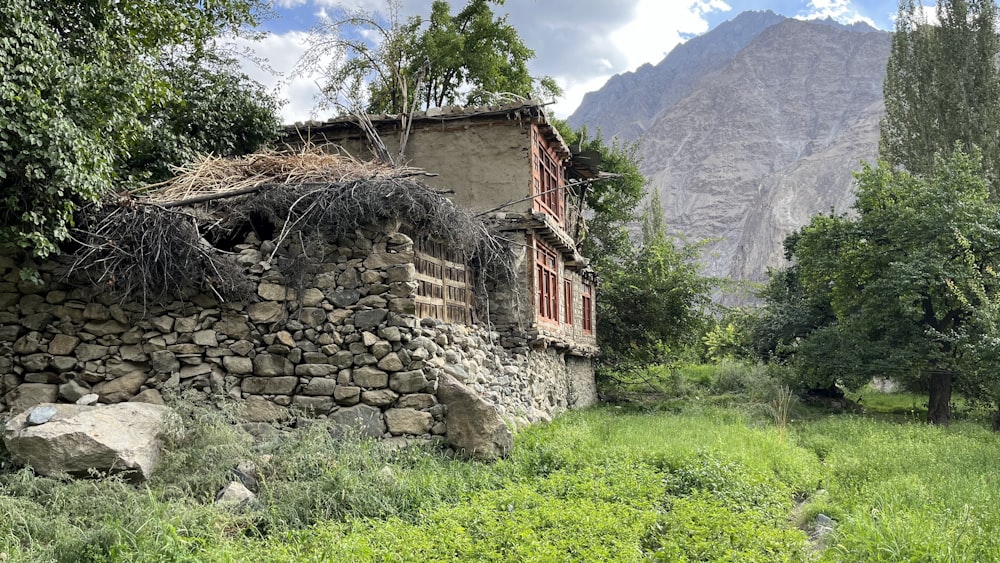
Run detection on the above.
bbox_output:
[2,374,999,562]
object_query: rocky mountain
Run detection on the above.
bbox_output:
[568,12,891,296]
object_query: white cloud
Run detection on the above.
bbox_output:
[545,0,731,118]
[249,0,737,121]
[799,0,877,27]
[226,31,326,123]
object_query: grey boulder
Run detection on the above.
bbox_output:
[436,372,512,460]
[2,402,175,481]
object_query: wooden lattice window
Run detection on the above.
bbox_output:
[415,239,472,324]
[535,238,559,323]
[582,278,594,334]
[532,128,565,223]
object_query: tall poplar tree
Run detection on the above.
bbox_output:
[880,0,1000,187]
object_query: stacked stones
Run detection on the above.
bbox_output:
[0,226,594,435]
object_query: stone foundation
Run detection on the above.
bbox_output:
[0,226,596,437]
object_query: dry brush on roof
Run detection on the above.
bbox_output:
[67,147,514,306]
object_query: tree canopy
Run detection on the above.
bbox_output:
[297,0,560,114]
[0,0,277,258]
[766,149,1000,424]
[880,0,1000,186]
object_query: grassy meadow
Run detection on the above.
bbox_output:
[2,366,999,562]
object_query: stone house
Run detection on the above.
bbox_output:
[285,101,600,365]
[0,109,602,452]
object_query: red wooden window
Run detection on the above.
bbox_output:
[582,279,594,334]
[532,128,565,224]
[535,239,560,322]
[564,280,573,325]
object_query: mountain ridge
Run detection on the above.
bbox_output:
[568,12,891,297]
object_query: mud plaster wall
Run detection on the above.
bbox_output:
[0,226,596,437]
[307,122,534,214]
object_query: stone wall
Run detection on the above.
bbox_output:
[0,225,597,436]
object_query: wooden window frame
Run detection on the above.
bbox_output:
[564,279,573,326]
[531,127,565,225]
[582,279,594,334]
[535,238,560,323]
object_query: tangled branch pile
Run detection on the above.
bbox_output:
[68,147,513,305]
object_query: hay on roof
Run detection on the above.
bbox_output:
[68,147,513,308]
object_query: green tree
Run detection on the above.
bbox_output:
[297,0,560,114]
[880,0,1000,186]
[0,0,272,257]
[554,123,645,271]
[785,149,1000,424]
[598,190,713,370]
[123,53,280,184]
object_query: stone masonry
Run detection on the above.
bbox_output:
[0,224,597,438]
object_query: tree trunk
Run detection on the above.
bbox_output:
[992,403,1000,432]
[927,371,952,425]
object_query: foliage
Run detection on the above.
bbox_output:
[752,262,837,365]
[297,0,560,114]
[121,53,280,185]
[555,123,647,272]
[795,416,1000,561]
[703,308,759,363]
[597,191,713,370]
[880,0,1000,189]
[19,389,1000,561]
[775,149,1000,424]
[0,0,273,258]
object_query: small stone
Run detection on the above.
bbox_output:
[94,372,148,403]
[222,356,254,375]
[384,408,433,436]
[258,283,296,301]
[390,370,428,393]
[247,301,285,323]
[300,378,338,396]
[76,393,100,406]
[74,343,110,362]
[376,352,404,372]
[216,482,256,508]
[396,393,437,409]
[299,308,327,328]
[174,316,199,333]
[59,380,91,402]
[150,315,174,333]
[150,350,180,373]
[361,389,399,407]
[12,333,43,354]
[328,404,385,439]
[301,288,325,307]
[252,354,294,377]
[241,376,298,395]
[378,326,402,342]
[275,331,296,347]
[130,389,166,405]
[21,313,53,332]
[82,319,129,336]
[27,405,57,426]
[353,366,388,388]
[291,395,335,414]
[334,385,362,405]
[327,289,360,308]
[295,364,337,377]
[192,330,218,346]
[83,303,111,320]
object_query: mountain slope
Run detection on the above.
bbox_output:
[567,10,787,141]
[570,14,891,293]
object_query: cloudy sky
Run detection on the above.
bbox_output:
[239,0,902,123]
